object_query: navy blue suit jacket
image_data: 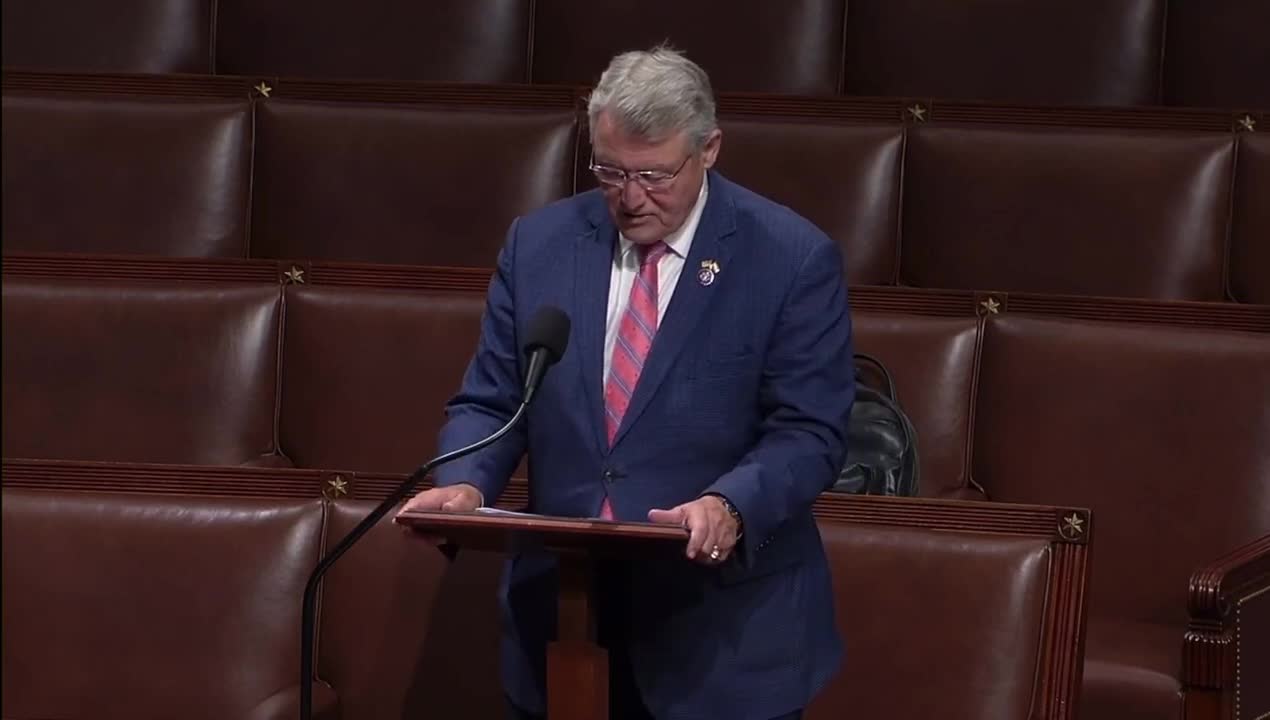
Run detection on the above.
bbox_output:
[433,171,855,719]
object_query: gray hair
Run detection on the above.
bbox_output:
[586,45,718,151]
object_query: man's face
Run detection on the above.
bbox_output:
[590,111,721,245]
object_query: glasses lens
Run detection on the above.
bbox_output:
[592,167,625,186]
[635,173,673,189]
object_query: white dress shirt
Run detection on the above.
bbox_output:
[603,176,709,382]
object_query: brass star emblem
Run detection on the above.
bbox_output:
[254,81,273,98]
[907,104,928,122]
[284,266,306,284]
[324,476,348,499]
[979,297,1001,315]
[1059,512,1085,540]
[1237,115,1256,132]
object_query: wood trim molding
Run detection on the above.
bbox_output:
[5,70,1255,133]
[5,254,1267,331]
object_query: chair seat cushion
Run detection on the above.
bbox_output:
[1080,620,1181,720]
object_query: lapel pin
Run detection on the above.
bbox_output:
[697,259,720,286]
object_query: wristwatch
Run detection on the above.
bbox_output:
[707,493,744,540]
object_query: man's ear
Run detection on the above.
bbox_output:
[701,128,723,169]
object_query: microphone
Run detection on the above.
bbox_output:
[299,305,571,718]
[521,306,570,406]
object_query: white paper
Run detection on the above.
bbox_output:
[473,507,545,519]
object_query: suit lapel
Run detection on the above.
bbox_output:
[611,177,737,448]
[575,203,618,457]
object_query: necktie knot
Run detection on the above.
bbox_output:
[637,241,669,267]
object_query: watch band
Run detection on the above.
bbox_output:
[708,493,744,539]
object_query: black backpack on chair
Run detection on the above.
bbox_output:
[833,354,920,497]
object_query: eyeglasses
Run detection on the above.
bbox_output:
[589,153,692,190]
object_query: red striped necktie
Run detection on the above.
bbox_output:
[598,241,669,520]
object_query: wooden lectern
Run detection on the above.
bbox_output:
[396,508,689,720]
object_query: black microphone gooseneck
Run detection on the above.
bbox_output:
[299,306,570,718]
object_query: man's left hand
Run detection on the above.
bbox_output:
[648,495,739,565]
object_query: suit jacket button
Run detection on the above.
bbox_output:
[603,469,615,483]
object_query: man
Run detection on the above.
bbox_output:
[398,46,854,720]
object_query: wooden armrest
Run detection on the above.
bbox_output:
[1182,533,1270,720]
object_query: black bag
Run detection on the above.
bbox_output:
[834,354,920,497]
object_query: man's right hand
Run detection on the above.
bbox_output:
[398,483,483,515]
[394,484,483,544]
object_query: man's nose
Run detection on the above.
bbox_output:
[620,178,648,206]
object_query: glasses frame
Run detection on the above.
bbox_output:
[588,152,692,191]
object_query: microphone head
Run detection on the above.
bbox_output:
[524,306,571,365]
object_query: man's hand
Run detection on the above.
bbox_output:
[399,484,483,514]
[648,495,739,565]
[394,484,483,545]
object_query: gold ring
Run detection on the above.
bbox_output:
[709,546,721,560]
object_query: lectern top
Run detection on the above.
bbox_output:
[396,507,689,556]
